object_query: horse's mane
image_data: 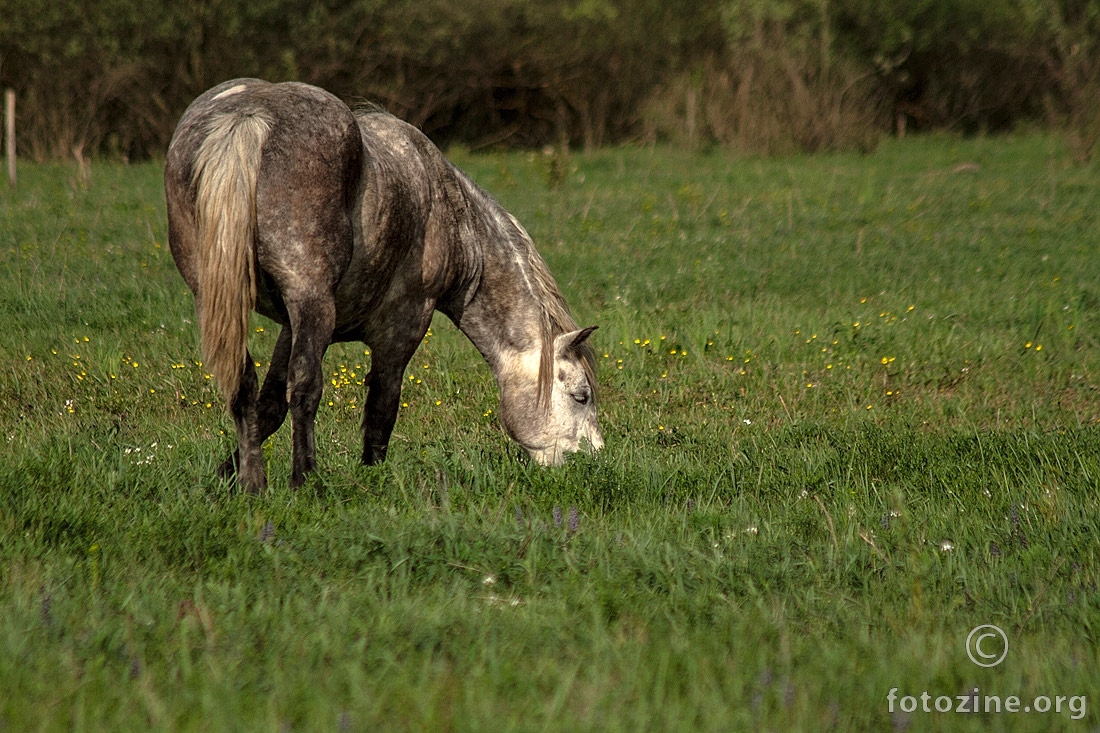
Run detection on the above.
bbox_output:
[499,213,597,409]
[351,100,390,116]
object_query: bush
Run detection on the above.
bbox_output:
[0,0,1097,158]
[643,0,886,154]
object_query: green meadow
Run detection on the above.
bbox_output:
[2,135,1099,730]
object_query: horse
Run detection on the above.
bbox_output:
[164,78,602,493]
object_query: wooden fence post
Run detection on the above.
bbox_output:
[5,89,14,187]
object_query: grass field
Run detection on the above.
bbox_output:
[2,134,1099,731]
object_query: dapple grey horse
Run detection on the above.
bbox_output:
[165,79,601,493]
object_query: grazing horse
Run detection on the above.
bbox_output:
[165,79,602,493]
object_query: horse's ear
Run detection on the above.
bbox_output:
[555,326,598,356]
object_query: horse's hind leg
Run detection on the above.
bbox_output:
[285,297,337,488]
[218,326,293,481]
[250,93,358,488]
[229,352,266,494]
[216,310,330,490]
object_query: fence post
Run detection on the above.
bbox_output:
[5,89,14,187]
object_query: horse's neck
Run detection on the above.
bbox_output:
[448,229,546,392]
[430,166,552,402]
[459,259,544,367]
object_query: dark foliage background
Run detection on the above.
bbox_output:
[1,0,1098,159]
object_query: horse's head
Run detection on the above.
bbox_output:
[500,326,603,466]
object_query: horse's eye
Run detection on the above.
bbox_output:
[572,391,590,405]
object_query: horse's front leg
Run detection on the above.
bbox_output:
[217,325,293,481]
[361,312,433,465]
[361,361,405,465]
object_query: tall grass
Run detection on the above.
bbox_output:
[644,48,886,154]
[1,135,1099,730]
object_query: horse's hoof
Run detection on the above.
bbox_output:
[362,444,388,465]
[238,465,267,495]
[289,471,306,490]
[217,452,240,479]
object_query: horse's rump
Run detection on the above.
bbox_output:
[168,80,361,403]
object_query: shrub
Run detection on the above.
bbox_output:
[1,0,1097,158]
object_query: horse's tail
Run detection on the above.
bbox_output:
[192,110,272,403]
